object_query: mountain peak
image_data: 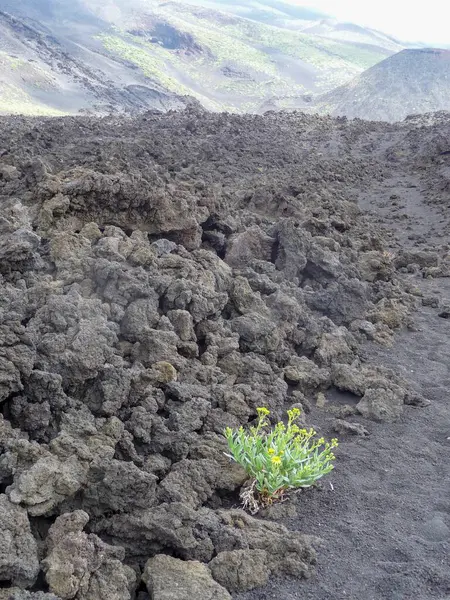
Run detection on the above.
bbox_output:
[315,46,450,122]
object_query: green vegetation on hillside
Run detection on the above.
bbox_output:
[0,83,68,116]
[0,0,399,115]
[98,3,390,112]
[0,52,68,116]
[99,33,226,110]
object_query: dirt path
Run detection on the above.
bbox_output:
[236,133,450,600]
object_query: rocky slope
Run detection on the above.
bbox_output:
[0,4,193,116]
[312,48,450,121]
[0,108,449,599]
[0,0,403,115]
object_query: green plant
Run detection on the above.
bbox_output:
[224,407,337,510]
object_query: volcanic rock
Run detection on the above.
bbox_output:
[0,108,442,595]
[143,555,231,600]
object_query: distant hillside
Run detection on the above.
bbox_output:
[312,49,450,122]
[0,3,191,115]
[0,0,404,115]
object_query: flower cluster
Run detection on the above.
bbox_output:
[224,407,338,505]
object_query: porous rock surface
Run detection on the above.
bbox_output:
[0,108,446,597]
[0,592,60,600]
[143,554,231,600]
[42,510,136,600]
[0,495,39,588]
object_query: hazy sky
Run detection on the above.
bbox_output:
[299,1,450,45]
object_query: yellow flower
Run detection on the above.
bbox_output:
[268,448,275,455]
[271,455,282,465]
[257,407,270,416]
[287,407,301,420]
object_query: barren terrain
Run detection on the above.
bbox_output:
[0,108,449,599]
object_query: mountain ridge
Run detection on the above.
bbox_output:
[0,0,405,115]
